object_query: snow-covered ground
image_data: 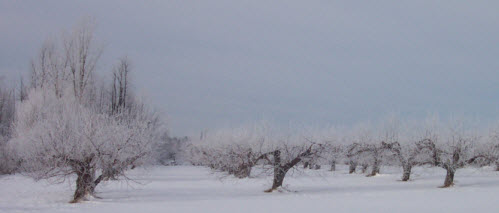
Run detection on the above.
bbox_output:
[1,165,499,213]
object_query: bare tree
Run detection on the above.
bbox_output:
[63,20,102,101]
[383,140,427,181]
[346,124,384,177]
[188,125,270,179]
[478,125,499,170]
[345,143,360,174]
[323,143,342,171]
[111,57,131,115]
[417,122,485,187]
[263,143,323,192]
[188,125,325,191]
[194,144,267,179]
[351,143,384,177]
[30,39,69,98]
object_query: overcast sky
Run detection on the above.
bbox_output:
[1,1,499,136]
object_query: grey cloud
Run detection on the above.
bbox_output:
[2,1,499,135]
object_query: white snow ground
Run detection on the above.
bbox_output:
[1,165,498,213]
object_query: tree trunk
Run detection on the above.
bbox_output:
[303,162,309,169]
[368,163,380,177]
[368,166,379,177]
[361,164,368,173]
[69,157,102,203]
[71,171,95,203]
[265,147,313,192]
[269,167,287,192]
[348,161,357,174]
[330,160,336,171]
[495,162,499,171]
[234,164,252,178]
[266,150,286,192]
[367,156,381,177]
[443,168,455,188]
[401,164,412,181]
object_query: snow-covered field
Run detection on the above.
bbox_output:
[1,165,499,213]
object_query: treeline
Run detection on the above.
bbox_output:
[187,119,499,191]
[0,78,16,174]
[0,21,183,203]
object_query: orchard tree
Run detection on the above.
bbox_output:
[188,124,324,191]
[347,123,384,177]
[263,142,323,192]
[323,143,343,171]
[383,140,427,181]
[478,125,499,170]
[345,143,360,173]
[305,127,343,171]
[188,125,270,178]
[9,20,161,203]
[11,88,156,202]
[418,122,484,187]
[379,117,429,181]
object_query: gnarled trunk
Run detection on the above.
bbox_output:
[265,147,312,192]
[361,164,368,173]
[69,156,103,203]
[348,161,357,174]
[330,160,336,171]
[368,155,381,177]
[442,151,460,187]
[368,164,380,177]
[401,164,412,181]
[443,168,455,187]
[72,168,95,203]
[267,150,285,192]
[270,167,287,191]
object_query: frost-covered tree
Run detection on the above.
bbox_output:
[262,142,323,192]
[378,117,427,181]
[476,124,499,170]
[302,127,343,171]
[188,125,270,178]
[10,88,156,202]
[417,120,485,187]
[383,140,428,181]
[156,133,189,165]
[345,143,360,174]
[323,143,343,171]
[63,20,102,102]
[110,57,131,115]
[384,118,444,181]
[346,123,384,176]
[29,39,68,98]
[8,20,161,203]
[0,78,17,174]
[188,124,324,191]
